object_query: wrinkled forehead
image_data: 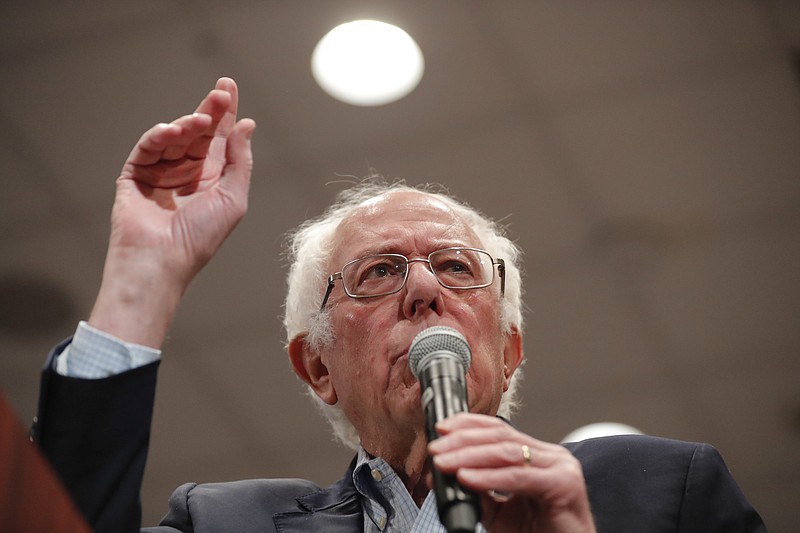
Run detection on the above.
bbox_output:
[330,190,481,264]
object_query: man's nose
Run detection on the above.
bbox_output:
[402,260,445,318]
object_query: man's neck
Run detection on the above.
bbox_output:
[362,429,431,507]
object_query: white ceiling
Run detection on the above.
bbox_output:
[1,1,798,529]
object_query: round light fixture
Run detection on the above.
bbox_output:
[311,19,424,106]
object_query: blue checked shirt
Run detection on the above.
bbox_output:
[56,321,161,378]
[353,448,485,532]
[58,322,484,532]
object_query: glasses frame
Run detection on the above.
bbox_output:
[319,247,505,310]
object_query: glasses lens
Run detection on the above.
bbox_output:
[342,255,407,296]
[430,248,493,288]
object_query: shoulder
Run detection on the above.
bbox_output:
[177,477,322,511]
[564,433,711,469]
[563,434,723,498]
[155,478,323,532]
[562,435,766,532]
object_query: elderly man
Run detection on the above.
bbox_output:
[33,79,765,532]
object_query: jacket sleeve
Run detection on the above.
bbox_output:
[33,339,160,533]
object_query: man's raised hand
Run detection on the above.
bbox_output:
[89,78,256,348]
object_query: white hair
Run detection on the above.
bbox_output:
[283,181,525,449]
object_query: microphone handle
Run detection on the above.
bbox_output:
[420,356,481,533]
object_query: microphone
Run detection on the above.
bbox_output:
[409,326,480,533]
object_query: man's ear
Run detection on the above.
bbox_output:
[288,334,338,405]
[502,327,524,390]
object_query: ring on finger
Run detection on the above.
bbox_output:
[521,444,532,467]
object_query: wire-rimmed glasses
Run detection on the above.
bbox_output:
[320,247,505,310]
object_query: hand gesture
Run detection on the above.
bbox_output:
[429,413,596,532]
[89,78,256,347]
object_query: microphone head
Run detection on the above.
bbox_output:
[408,326,472,379]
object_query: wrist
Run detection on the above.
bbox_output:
[88,247,187,348]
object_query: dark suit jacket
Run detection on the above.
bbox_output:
[33,341,766,532]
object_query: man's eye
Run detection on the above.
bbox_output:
[365,264,393,278]
[440,261,472,274]
[359,260,405,282]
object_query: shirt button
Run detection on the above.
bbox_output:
[371,468,383,481]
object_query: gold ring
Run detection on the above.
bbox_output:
[521,444,532,467]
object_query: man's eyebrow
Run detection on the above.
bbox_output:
[347,246,408,258]
[346,247,387,258]
[347,241,477,260]
[348,241,408,257]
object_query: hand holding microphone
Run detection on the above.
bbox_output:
[412,328,598,533]
[409,326,480,533]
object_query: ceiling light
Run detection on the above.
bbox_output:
[311,19,424,106]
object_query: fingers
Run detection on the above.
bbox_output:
[430,418,595,531]
[195,77,238,117]
[431,415,535,467]
[215,77,240,133]
[428,413,587,501]
[432,413,555,454]
[218,117,256,207]
[127,116,198,166]
[204,77,239,163]
[455,451,585,496]
[433,439,558,471]
[187,82,236,161]
[127,80,237,168]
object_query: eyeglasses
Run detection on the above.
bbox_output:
[320,247,505,310]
